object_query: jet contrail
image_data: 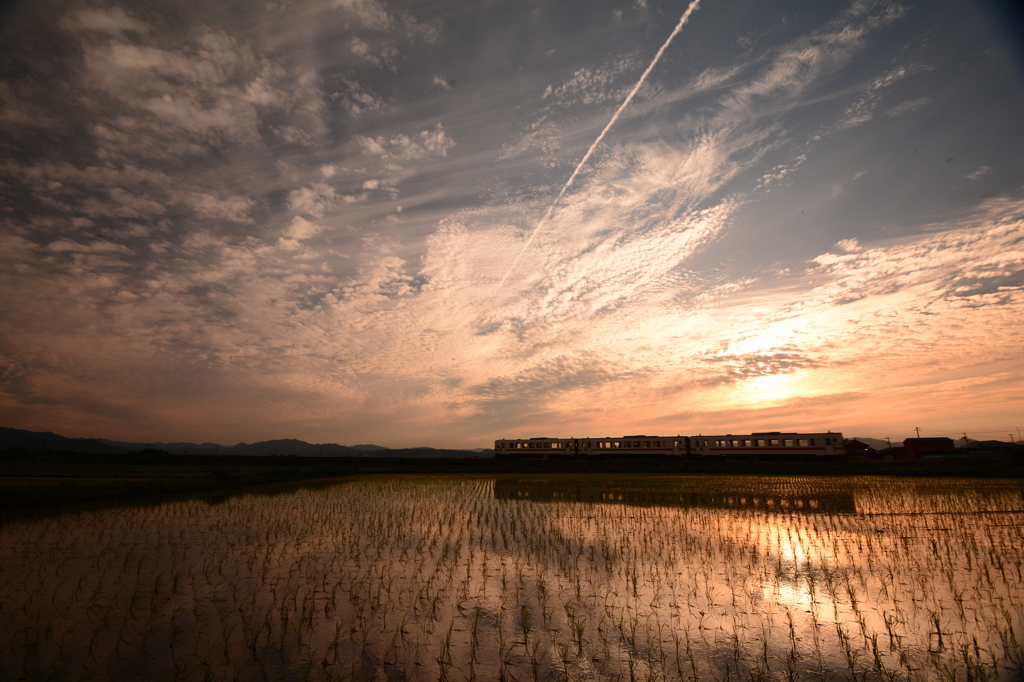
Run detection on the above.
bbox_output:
[495,0,702,292]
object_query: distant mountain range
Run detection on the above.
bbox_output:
[0,427,494,458]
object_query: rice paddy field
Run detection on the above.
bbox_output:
[1,474,1022,681]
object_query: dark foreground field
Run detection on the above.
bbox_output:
[3,447,1023,511]
[3,473,1023,681]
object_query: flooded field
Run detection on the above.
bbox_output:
[2,475,1023,681]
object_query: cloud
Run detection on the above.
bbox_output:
[356,124,455,161]
[835,64,928,130]
[542,55,645,109]
[331,0,396,31]
[288,184,337,217]
[965,165,992,181]
[285,216,323,240]
[74,24,327,158]
[886,96,931,117]
[333,77,387,117]
[60,7,147,35]
[721,2,906,121]
[46,239,133,254]
[1,0,1017,447]
[190,193,254,223]
[497,120,562,162]
[350,124,455,196]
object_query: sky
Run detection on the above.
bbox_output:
[1,0,1023,448]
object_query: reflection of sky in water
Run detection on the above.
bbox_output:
[1,476,1022,681]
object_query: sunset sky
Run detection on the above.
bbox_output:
[2,0,1022,448]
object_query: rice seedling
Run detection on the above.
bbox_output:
[0,474,1022,680]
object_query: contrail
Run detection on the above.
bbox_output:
[495,0,702,292]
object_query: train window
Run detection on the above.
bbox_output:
[770,439,780,446]
[756,439,765,447]
[825,438,832,445]
[784,439,794,447]
[744,440,752,447]
[614,441,620,447]
[808,439,815,446]
[732,440,739,447]
[798,439,808,447]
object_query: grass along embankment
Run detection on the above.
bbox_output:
[0,449,360,510]
[2,448,1023,510]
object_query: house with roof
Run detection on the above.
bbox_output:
[960,440,1022,458]
[903,437,956,459]
[843,438,878,459]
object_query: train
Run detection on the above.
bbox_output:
[494,431,846,460]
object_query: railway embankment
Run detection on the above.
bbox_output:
[1,447,1022,512]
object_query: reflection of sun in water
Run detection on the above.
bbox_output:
[763,521,816,609]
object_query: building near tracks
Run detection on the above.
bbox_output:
[495,431,846,460]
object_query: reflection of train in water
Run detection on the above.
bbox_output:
[492,478,858,514]
[495,432,845,460]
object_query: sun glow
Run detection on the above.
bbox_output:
[736,371,805,405]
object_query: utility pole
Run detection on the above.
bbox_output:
[915,427,921,438]
[963,431,968,447]
[1016,427,1021,444]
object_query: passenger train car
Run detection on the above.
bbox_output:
[494,432,845,460]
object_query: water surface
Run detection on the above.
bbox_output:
[2,475,1022,681]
